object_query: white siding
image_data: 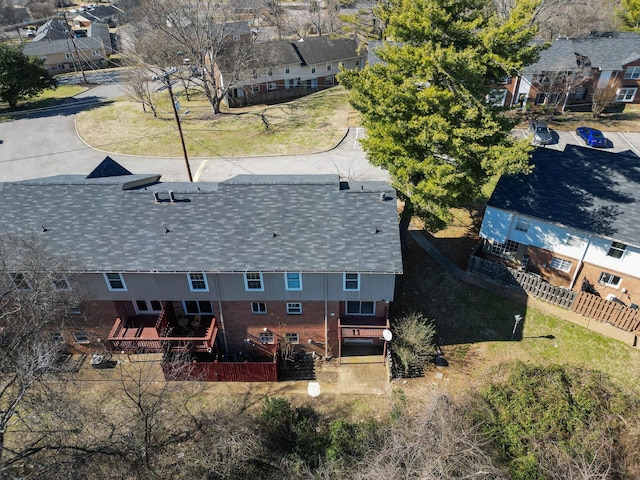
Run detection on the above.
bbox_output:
[479,206,511,243]
[583,238,640,277]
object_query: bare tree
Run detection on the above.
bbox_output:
[122,60,160,117]
[130,0,263,115]
[531,60,594,114]
[591,81,619,118]
[0,235,81,473]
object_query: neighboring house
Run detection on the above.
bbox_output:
[497,32,640,109]
[217,36,366,107]
[72,4,121,28]
[478,145,640,308]
[23,37,108,74]
[32,18,71,42]
[0,158,402,377]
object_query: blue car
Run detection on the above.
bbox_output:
[576,126,608,147]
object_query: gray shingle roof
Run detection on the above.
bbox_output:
[488,145,640,248]
[524,32,640,73]
[23,37,105,56]
[0,168,402,274]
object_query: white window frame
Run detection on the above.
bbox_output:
[285,332,299,344]
[285,65,290,74]
[599,272,622,288]
[268,82,276,91]
[487,88,507,107]
[10,272,31,290]
[52,274,71,291]
[325,75,334,85]
[134,300,163,314]
[244,272,264,291]
[286,302,302,314]
[65,52,73,59]
[311,65,316,73]
[183,300,214,315]
[284,272,302,291]
[550,257,572,272]
[327,64,332,71]
[485,239,519,258]
[616,87,637,102]
[251,302,267,314]
[346,301,375,316]
[607,241,627,259]
[187,272,209,291]
[91,50,99,56]
[624,66,640,79]
[259,331,274,344]
[343,272,360,291]
[566,234,584,247]
[515,218,530,233]
[251,84,260,93]
[104,272,127,291]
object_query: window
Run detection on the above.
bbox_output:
[327,64,332,71]
[252,69,257,79]
[325,76,334,85]
[607,241,627,259]
[104,273,126,291]
[346,301,375,315]
[52,274,71,291]
[135,300,163,313]
[550,257,572,272]
[355,59,360,67]
[486,89,507,106]
[285,66,290,73]
[573,87,588,100]
[268,68,273,76]
[268,82,276,91]
[485,239,519,257]
[286,302,302,314]
[251,302,267,314]
[515,218,530,233]
[188,272,208,291]
[233,34,240,41]
[65,52,73,59]
[285,272,302,291]
[311,65,316,73]
[259,331,274,344]
[285,332,299,344]
[535,92,560,105]
[184,300,214,315]
[599,272,622,287]
[616,87,637,102]
[252,84,260,93]
[91,50,99,56]
[344,273,360,291]
[566,234,584,247]
[244,272,264,291]
[624,66,640,79]
[10,273,31,290]
[57,64,65,70]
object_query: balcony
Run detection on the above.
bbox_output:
[107,309,218,354]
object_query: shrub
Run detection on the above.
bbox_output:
[391,312,437,377]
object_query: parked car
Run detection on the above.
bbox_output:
[576,126,608,147]
[528,120,553,145]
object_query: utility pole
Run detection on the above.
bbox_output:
[62,9,87,85]
[154,68,193,182]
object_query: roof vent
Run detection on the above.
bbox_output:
[153,192,160,203]
[169,190,176,203]
[380,192,391,201]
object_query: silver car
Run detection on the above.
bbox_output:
[528,120,553,145]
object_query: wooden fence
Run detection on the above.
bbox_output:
[571,291,640,333]
[163,360,279,382]
[468,254,640,336]
[467,255,577,307]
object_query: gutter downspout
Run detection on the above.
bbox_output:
[211,275,228,353]
[324,273,328,359]
[569,235,592,290]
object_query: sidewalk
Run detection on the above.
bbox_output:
[409,230,638,346]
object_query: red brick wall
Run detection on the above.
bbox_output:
[218,300,341,358]
[523,245,575,287]
[574,263,640,306]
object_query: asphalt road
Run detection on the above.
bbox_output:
[2,77,639,184]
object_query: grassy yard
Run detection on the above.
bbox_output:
[0,85,87,117]
[75,86,355,157]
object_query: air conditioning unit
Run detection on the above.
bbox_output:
[605,293,617,302]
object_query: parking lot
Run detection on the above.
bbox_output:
[513,127,640,156]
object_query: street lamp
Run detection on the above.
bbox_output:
[154,68,193,182]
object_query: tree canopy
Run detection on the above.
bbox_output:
[0,43,57,109]
[339,0,542,229]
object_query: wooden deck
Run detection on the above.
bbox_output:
[107,312,218,353]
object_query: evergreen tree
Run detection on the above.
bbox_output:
[339,0,542,230]
[0,43,57,109]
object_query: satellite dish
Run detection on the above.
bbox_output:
[382,329,393,341]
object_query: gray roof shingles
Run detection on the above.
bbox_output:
[524,32,640,73]
[23,37,105,56]
[488,145,640,247]
[0,172,402,274]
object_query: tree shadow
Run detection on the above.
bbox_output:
[1,95,112,120]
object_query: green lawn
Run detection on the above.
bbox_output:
[0,85,87,116]
[75,86,355,157]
